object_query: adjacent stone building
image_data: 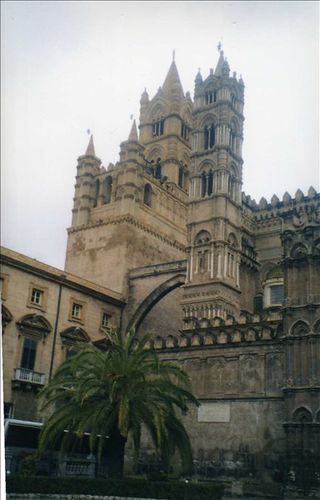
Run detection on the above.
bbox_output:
[2,48,319,488]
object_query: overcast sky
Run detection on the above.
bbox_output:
[1,1,319,269]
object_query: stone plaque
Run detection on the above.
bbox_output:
[198,402,231,422]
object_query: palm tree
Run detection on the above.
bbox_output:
[38,330,199,478]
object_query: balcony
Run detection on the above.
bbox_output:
[12,368,46,389]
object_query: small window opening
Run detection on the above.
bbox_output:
[152,119,164,137]
[101,312,111,328]
[72,303,83,320]
[31,288,43,306]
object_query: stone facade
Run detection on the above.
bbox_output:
[1,247,124,421]
[2,49,320,489]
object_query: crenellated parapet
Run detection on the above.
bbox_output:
[143,312,282,351]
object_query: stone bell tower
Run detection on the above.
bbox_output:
[139,54,193,191]
[181,47,245,323]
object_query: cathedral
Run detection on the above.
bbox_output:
[2,48,320,491]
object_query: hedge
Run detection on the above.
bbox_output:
[6,476,224,500]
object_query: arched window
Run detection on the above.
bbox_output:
[143,184,152,207]
[194,230,211,246]
[263,265,284,308]
[104,176,113,204]
[93,179,100,208]
[205,90,217,104]
[155,158,162,179]
[204,124,215,149]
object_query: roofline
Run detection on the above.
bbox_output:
[0,246,126,307]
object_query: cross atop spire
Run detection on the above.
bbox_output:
[217,41,222,53]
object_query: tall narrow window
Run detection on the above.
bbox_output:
[178,166,184,188]
[181,122,189,140]
[207,171,213,195]
[205,91,217,104]
[155,159,162,179]
[152,119,164,137]
[93,179,100,207]
[105,176,113,204]
[204,125,215,149]
[21,338,37,370]
[201,172,207,197]
[143,184,152,207]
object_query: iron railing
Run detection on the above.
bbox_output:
[13,368,46,385]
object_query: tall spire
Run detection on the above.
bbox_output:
[128,120,138,142]
[85,134,95,156]
[214,50,225,76]
[162,59,184,99]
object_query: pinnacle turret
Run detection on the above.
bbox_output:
[214,50,225,76]
[128,120,138,142]
[85,134,95,156]
[162,60,184,99]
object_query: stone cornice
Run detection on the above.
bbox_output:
[0,247,125,307]
[67,215,187,253]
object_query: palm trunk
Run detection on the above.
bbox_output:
[106,427,127,478]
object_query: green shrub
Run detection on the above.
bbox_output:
[19,453,39,477]
[6,475,224,499]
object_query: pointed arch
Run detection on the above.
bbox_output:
[147,100,168,121]
[290,320,310,336]
[147,145,164,163]
[127,274,185,334]
[313,319,320,334]
[200,113,218,128]
[292,407,313,423]
[194,230,211,246]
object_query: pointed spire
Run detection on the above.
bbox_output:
[140,88,149,104]
[162,60,184,99]
[85,134,95,156]
[128,120,138,142]
[195,68,203,84]
[215,50,225,76]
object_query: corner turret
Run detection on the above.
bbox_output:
[71,135,102,226]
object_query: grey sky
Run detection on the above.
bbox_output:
[1,1,319,269]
